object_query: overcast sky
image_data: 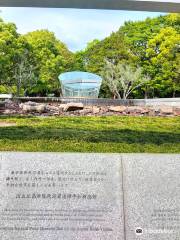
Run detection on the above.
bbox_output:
[0,8,166,52]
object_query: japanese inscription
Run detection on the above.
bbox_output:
[0,153,124,240]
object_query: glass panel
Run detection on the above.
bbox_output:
[59,71,102,98]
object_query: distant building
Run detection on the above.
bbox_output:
[58,71,102,98]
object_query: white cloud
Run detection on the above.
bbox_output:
[0,8,165,52]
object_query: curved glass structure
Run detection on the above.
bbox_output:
[58,71,102,98]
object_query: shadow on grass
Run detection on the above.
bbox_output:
[0,126,179,145]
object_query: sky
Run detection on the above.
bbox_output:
[0,8,166,52]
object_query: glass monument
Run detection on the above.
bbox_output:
[58,71,102,98]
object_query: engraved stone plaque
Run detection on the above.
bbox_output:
[1,152,180,240]
[0,152,124,240]
[123,154,180,240]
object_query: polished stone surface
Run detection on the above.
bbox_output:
[123,154,180,240]
[0,152,124,240]
[0,152,180,240]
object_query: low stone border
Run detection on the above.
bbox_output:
[1,100,180,117]
[13,97,180,107]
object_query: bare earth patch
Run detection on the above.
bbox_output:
[0,122,17,127]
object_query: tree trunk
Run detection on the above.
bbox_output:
[116,92,121,99]
[173,90,176,98]
[17,80,21,97]
[144,86,148,99]
[123,92,127,100]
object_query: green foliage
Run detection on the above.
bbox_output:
[0,14,180,98]
[118,14,180,97]
[24,30,74,95]
[0,85,17,94]
[119,15,167,61]
[13,49,38,96]
[146,27,180,97]
[0,18,19,87]
[82,32,135,74]
[72,51,86,71]
[0,19,38,96]
[0,85,6,93]
[102,60,150,99]
[166,13,180,32]
[74,13,180,98]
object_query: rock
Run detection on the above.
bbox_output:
[102,112,114,116]
[35,104,46,113]
[21,104,35,112]
[174,107,180,116]
[59,104,68,110]
[18,103,22,108]
[99,106,108,113]
[1,99,178,117]
[52,112,60,116]
[160,106,173,115]
[3,109,17,115]
[25,101,38,106]
[109,106,126,112]
[127,106,144,114]
[141,108,150,114]
[21,104,46,113]
[46,105,59,112]
[19,101,37,109]
[79,108,92,115]
[3,109,12,114]
[63,102,84,112]
[147,107,155,116]
[92,106,100,114]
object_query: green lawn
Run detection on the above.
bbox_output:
[0,115,179,153]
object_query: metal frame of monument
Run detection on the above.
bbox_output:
[0,0,179,13]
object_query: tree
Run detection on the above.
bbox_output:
[1,14,179,98]
[166,13,180,32]
[85,39,100,51]
[102,60,150,99]
[13,49,37,96]
[24,30,74,95]
[107,14,180,98]
[146,27,180,97]
[0,18,37,96]
[72,50,86,72]
[0,18,19,89]
[83,32,135,74]
[173,55,180,97]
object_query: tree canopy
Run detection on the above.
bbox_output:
[0,13,179,98]
[24,30,74,95]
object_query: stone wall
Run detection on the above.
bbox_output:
[14,97,180,107]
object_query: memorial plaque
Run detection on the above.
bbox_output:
[0,152,124,240]
[1,152,180,240]
[123,154,180,240]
